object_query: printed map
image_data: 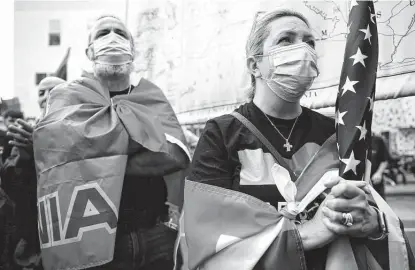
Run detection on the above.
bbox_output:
[127,0,415,119]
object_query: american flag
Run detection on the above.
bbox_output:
[336,0,379,181]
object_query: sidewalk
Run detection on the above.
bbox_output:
[385,172,415,196]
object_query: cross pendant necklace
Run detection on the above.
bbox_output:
[283,139,293,152]
[261,110,300,152]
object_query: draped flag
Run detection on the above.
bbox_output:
[33,76,188,270]
[178,135,340,270]
[177,133,412,270]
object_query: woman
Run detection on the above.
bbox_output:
[180,10,414,270]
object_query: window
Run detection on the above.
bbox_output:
[49,19,61,46]
[35,73,47,85]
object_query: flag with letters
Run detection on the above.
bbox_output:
[33,76,188,270]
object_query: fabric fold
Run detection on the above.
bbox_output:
[177,134,411,270]
[34,76,187,270]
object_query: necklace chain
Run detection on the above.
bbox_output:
[261,110,300,143]
[110,85,133,106]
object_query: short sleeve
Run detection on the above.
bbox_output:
[187,120,233,188]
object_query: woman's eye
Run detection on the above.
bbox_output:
[277,37,291,45]
[306,40,316,48]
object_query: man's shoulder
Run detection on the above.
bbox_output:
[135,78,161,91]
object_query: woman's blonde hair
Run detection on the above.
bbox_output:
[245,10,310,100]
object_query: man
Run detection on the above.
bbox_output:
[1,76,65,270]
[33,15,189,270]
[6,76,66,151]
[370,132,390,199]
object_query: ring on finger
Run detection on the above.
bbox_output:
[341,212,353,227]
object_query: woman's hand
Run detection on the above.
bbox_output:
[322,176,379,238]
[297,197,338,251]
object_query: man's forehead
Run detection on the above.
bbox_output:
[38,77,65,91]
[91,17,128,35]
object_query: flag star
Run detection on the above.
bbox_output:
[342,77,359,96]
[368,96,374,111]
[356,121,367,141]
[369,6,376,24]
[350,47,368,67]
[359,24,372,45]
[341,150,361,175]
[335,110,347,126]
[350,0,359,10]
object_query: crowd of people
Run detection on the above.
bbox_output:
[0,6,414,270]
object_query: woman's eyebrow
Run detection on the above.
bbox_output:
[304,33,316,40]
[272,30,296,41]
[273,30,315,41]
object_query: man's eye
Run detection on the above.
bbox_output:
[114,30,128,38]
[96,30,110,39]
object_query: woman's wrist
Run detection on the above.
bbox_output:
[368,207,388,240]
[296,221,330,251]
[367,206,380,237]
[296,223,312,251]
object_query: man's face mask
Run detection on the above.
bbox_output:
[87,31,133,65]
[258,42,319,103]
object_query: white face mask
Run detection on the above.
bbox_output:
[259,42,319,103]
[88,32,133,65]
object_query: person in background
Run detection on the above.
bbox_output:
[0,76,65,270]
[182,126,199,157]
[0,110,24,163]
[370,132,391,199]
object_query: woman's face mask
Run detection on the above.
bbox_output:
[258,42,319,103]
[88,31,134,65]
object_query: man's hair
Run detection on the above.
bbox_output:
[3,110,24,119]
[245,10,310,100]
[87,14,135,54]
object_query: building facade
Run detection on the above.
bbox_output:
[14,0,127,117]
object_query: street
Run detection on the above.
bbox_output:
[385,171,415,253]
[386,195,415,252]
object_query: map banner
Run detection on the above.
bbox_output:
[127,0,415,122]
